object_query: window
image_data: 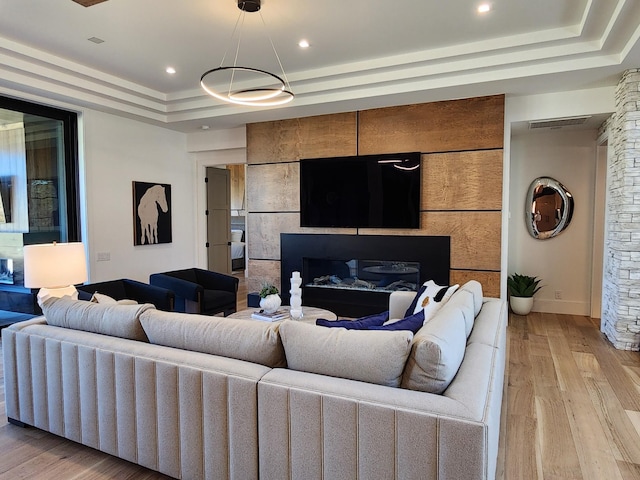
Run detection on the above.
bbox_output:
[0,95,80,289]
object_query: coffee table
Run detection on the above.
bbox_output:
[228,305,337,323]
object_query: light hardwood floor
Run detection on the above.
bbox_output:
[1,278,639,479]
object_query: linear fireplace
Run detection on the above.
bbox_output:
[281,234,450,317]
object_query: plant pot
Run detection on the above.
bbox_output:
[259,294,281,314]
[510,296,534,315]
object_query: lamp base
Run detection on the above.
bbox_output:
[37,285,79,307]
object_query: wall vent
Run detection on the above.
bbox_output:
[529,116,591,129]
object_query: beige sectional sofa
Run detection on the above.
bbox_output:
[2,280,507,480]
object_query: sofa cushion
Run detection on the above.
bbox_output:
[279,321,413,387]
[437,289,475,338]
[457,280,483,317]
[401,302,467,393]
[139,309,286,368]
[405,280,459,322]
[315,311,389,329]
[41,297,154,341]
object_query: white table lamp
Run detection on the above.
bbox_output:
[24,242,88,306]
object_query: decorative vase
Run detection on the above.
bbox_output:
[510,296,534,315]
[260,294,281,314]
[289,271,303,320]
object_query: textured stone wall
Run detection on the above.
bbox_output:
[602,68,640,350]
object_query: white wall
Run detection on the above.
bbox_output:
[508,129,598,315]
[81,109,194,283]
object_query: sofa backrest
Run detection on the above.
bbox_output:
[166,268,198,283]
[41,297,154,341]
[139,309,286,368]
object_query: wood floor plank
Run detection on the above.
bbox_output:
[573,350,640,465]
[547,321,624,480]
[579,322,640,411]
[623,365,640,395]
[618,460,640,480]
[503,414,540,480]
[534,395,583,479]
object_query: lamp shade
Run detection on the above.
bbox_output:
[24,242,88,289]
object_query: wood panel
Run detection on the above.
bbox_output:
[357,95,505,155]
[246,112,357,164]
[422,150,503,210]
[227,164,245,211]
[246,163,299,212]
[451,270,501,298]
[365,211,501,271]
[247,212,300,260]
[421,211,502,270]
[246,259,281,293]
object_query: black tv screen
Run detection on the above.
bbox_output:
[300,152,421,228]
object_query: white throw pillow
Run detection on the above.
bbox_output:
[90,292,138,305]
[410,280,459,323]
[279,321,413,387]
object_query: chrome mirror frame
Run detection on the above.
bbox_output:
[525,177,574,240]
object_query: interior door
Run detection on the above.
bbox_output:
[206,167,231,274]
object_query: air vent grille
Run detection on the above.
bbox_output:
[529,116,591,129]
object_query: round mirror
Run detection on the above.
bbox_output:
[525,177,574,239]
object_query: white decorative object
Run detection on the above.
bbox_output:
[510,296,534,315]
[289,271,303,320]
[260,294,281,314]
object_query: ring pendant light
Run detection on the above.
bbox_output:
[200,0,294,107]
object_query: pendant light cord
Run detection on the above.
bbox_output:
[258,11,292,90]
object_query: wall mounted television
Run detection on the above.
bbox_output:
[300,152,421,229]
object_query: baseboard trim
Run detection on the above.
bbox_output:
[532,299,591,316]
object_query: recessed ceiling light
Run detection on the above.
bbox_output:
[166,67,176,75]
[298,39,310,48]
[477,3,491,13]
[201,125,210,130]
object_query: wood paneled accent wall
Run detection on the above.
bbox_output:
[246,95,504,297]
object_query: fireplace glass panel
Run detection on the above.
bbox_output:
[304,258,419,293]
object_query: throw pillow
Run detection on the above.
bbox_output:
[404,280,459,322]
[91,292,116,304]
[401,302,467,393]
[91,292,138,305]
[280,321,413,387]
[139,309,286,368]
[42,296,154,341]
[369,309,425,333]
[315,311,389,330]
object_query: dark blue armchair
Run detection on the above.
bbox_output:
[149,268,238,316]
[77,278,175,311]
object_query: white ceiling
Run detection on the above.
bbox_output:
[0,0,638,132]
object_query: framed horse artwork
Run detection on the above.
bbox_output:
[132,181,172,245]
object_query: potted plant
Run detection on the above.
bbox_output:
[259,282,281,314]
[507,273,542,315]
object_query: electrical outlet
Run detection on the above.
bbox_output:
[97,252,111,262]
[554,290,562,300]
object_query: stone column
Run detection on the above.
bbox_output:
[601,68,640,350]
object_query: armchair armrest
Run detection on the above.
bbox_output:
[194,269,239,293]
[150,274,202,302]
[124,279,175,311]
